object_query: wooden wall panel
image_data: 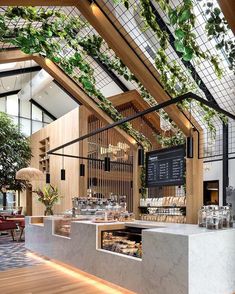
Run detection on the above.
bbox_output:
[23,107,80,216]
[186,131,203,224]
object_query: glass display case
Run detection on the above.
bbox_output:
[100,226,142,259]
[53,218,72,237]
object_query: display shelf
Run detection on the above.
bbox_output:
[139,206,186,209]
[39,137,50,173]
[100,226,142,259]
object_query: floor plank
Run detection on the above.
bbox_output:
[0,264,134,294]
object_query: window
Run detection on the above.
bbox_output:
[43,113,53,124]
[0,97,6,112]
[32,104,42,121]
[20,100,31,118]
[0,93,54,136]
[20,118,31,137]
[6,95,18,116]
[32,121,43,133]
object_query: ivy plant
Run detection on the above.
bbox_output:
[113,0,222,77]
[111,0,226,137]
[204,1,235,74]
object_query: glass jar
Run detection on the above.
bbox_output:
[93,210,106,223]
[206,206,223,230]
[227,203,234,228]
[220,206,230,228]
[198,206,207,227]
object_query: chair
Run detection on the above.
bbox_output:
[0,218,17,241]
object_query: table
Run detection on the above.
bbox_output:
[6,218,25,241]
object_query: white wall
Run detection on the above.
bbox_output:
[204,161,223,206]
[204,159,235,216]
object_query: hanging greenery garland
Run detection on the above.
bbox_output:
[114,0,222,78]
[203,1,235,74]
[111,0,227,137]
[0,6,151,150]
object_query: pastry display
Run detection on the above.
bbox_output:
[102,231,142,258]
[140,214,186,223]
[54,219,71,237]
[140,196,186,207]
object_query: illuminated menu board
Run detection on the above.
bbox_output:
[146,145,186,187]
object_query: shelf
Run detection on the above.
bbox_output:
[39,137,50,173]
[141,213,186,216]
[139,206,186,209]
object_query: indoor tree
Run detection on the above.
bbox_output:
[0,112,31,209]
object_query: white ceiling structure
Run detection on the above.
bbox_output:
[0,60,79,119]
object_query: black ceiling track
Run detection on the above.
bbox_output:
[0,66,41,78]
[30,99,56,121]
[0,89,20,98]
[48,92,235,154]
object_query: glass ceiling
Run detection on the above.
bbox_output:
[0,1,235,160]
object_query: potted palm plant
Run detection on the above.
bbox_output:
[33,185,60,216]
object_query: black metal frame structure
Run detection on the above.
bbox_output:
[48,92,235,155]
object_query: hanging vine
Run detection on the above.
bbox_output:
[114,0,222,78]
[111,0,227,137]
[0,6,151,150]
[203,1,235,74]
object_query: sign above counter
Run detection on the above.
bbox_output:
[146,145,186,187]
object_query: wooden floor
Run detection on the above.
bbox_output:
[0,263,134,294]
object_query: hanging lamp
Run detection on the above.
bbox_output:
[104,131,111,172]
[61,148,66,180]
[138,148,145,166]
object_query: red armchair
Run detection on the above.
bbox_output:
[0,218,17,241]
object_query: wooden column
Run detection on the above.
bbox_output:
[132,147,139,218]
[26,185,32,216]
[79,106,89,197]
[218,0,235,35]
[186,131,203,224]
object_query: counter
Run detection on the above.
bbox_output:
[25,217,235,294]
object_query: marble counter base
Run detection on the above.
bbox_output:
[25,218,141,293]
[25,218,235,294]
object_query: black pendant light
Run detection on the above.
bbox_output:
[80,163,85,177]
[186,136,194,158]
[104,156,111,172]
[46,173,50,184]
[61,148,66,180]
[61,169,66,180]
[104,131,111,172]
[138,148,145,166]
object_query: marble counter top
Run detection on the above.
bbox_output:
[73,219,235,236]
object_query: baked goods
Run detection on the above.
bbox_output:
[102,232,142,258]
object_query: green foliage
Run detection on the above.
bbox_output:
[0,112,32,192]
[110,0,226,138]
[156,131,186,148]
[33,184,60,215]
[204,2,235,74]
[0,6,150,150]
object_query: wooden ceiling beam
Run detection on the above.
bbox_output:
[0,50,136,146]
[0,0,76,5]
[0,50,31,63]
[76,1,191,136]
[108,90,161,130]
[218,0,235,35]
